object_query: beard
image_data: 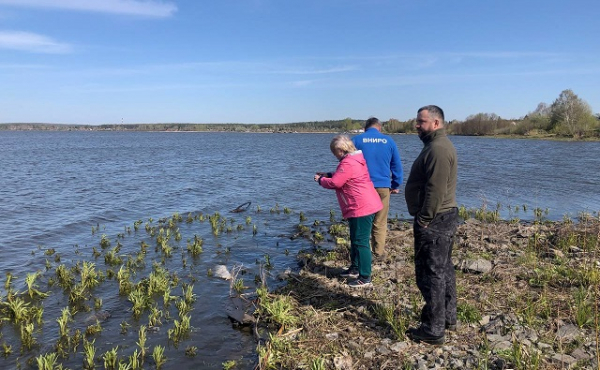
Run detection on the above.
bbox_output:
[417,129,429,139]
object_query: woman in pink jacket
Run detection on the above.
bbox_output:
[314,135,383,288]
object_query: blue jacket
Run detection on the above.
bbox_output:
[352,128,403,189]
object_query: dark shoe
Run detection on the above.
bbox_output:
[406,327,445,345]
[445,322,457,331]
[339,268,359,279]
[372,254,387,263]
[347,276,372,288]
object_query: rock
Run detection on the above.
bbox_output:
[325,332,339,340]
[544,248,565,259]
[225,296,255,325]
[276,268,292,280]
[347,341,361,352]
[486,333,509,343]
[333,355,353,370]
[213,265,232,280]
[390,341,410,352]
[459,258,492,274]
[83,310,111,324]
[376,345,390,355]
[449,359,464,368]
[552,353,577,368]
[491,340,512,351]
[556,324,580,342]
[537,342,553,352]
[570,348,591,361]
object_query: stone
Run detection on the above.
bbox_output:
[333,355,353,370]
[491,341,512,351]
[347,341,361,352]
[390,341,410,352]
[544,248,565,259]
[213,265,232,280]
[537,342,553,352]
[460,258,492,274]
[276,268,292,280]
[83,310,111,324]
[376,345,390,355]
[551,353,577,368]
[556,324,580,342]
[225,296,255,325]
[325,332,339,340]
[570,348,590,361]
[479,315,490,326]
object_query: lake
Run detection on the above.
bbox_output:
[1,131,599,369]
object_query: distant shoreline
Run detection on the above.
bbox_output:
[1,123,599,141]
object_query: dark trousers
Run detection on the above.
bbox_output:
[413,208,458,337]
[348,214,374,278]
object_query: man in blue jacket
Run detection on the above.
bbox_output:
[352,117,403,259]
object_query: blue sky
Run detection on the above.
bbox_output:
[1,0,598,124]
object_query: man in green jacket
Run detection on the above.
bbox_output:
[405,105,458,345]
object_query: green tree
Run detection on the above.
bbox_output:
[550,89,595,138]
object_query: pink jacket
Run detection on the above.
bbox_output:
[319,151,383,219]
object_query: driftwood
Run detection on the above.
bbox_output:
[230,201,251,213]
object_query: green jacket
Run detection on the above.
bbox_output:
[405,128,457,225]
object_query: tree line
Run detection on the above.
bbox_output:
[2,89,598,139]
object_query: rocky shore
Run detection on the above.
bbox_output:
[252,216,600,369]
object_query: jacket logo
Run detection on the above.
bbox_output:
[362,138,387,144]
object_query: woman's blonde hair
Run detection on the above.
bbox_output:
[330,135,356,154]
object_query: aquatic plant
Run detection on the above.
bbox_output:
[80,261,100,290]
[56,307,72,338]
[2,295,31,324]
[55,264,74,290]
[83,338,96,369]
[186,235,203,256]
[120,320,130,334]
[102,346,119,370]
[85,320,103,337]
[35,352,59,370]
[185,346,197,357]
[136,325,147,364]
[128,289,150,319]
[152,345,166,369]
[222,360,237,370]
[99,234,111,249]
[20,322,36,350]
[4,272,13,291]
[299,212,306,222]
[148,305,163,327]
[128,349,141,370]
[182,284,196,305]
[1,342,12,358]
[117,266,132,295]
[168,314,191,344]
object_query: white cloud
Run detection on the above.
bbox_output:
[0,31,72,53]
[0,0,177,17]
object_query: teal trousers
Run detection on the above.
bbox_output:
[348,214,375,278]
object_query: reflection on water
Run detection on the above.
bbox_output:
[0,131,599,368]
